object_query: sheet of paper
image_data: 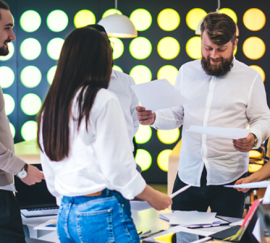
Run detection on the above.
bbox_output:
[34,219,57,231]
[131,79,189,112]
[225,181,270,189]
[187,125,250,140]
[170,185,191,198]
[130,200,152,211]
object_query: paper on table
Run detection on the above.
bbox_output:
[187,125,250,140]
[34,219,57,231]
[130,200,152,211]
[131,79,189,112]
[225,181,270,189]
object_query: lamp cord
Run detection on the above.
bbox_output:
[115,0,117,10]
[216,0,220,12]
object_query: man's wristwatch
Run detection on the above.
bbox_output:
[252,133,258,147]
[16,164,28,179]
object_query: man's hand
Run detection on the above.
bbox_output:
[234,177,253,193]
[21,164,45,186]
[233,133,254,152]
[136,106,155,125]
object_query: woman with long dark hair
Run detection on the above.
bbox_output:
[37,27,172,243]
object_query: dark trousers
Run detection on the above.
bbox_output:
[0,190,26,243]
[172,167,246,218]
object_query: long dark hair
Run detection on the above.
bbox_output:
[37,27,112,161]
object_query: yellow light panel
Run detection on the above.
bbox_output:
[243,8,265,31]
[186,8,207,31]
[109,37,124,60]
[129,37,152,60]
[243,37,265,60]
[74,10,96,28]
[186,36,201,59]
[158,8,180,31]
[130,9,152,31]
[157,149,172,172]
[3,94,15,115]
[129,65,152,84]
[21,121,37,141]
[249,65,265,82]
[113,65,123,73]
[157,37,180,60]
[157,128,180,144]
[135,149,152,171]
[157,65,178,86]
[135,125,152,144]
[218,8,238,23]
[0,66,14,88]
[102,9,122,18]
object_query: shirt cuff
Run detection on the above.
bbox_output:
[249,129,262,149]
[151,112,160,130]
[6,153,26,175]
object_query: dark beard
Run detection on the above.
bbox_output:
[201,55,233,77]
[0,42,10,56]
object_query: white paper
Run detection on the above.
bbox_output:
[34,219,57,231]
[225,181,270,189]
[170,185,191,198]
[131,79,189,112]
[187,125,250,140]
[130,200,152,211]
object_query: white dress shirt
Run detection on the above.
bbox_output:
[40,89,146,200]
[108,70,139,151]
[153,58,270,186]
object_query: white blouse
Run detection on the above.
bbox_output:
[40,89,146,201]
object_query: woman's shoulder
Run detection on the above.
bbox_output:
[95,88,119,106]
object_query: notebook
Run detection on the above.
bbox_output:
[15,164,59,218]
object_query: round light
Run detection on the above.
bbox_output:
[186,36,201,59]
[157,8,180,31]
[102,9,122,18]
[21,93,42,116]
[129,65,152,84]
[135,125,152,144]
[20,10,41,32]
[47,10,68,32]
[0,66,14,88]
[249,65,265,82]
[157,37,180,60]
[135,149,152,171]
[130,9,152,31]
[186,8,207,31]
[20,38,41,60]
[21,121,37,141]
[9,122,15,138]
[218,8,238,23]
[157,149,172,172]
[113,65,123,73]
[47,65,57,85]
[0,42,14,61]
[74,10,96,28]
[109,37,124,59]
[129,37,152,60]
[3,94,15,115]
[21,66,42,88]
[47,38,64,60]
[157,128,180,144]
[243,8,265,31]
[157,65,178,86]
[243,37,265,60]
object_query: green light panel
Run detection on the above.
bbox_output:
[135,125,152,144]
[157,37,180,60]
[129,37,152,60]
[74,10,96,28]
[102,9,122,18]
[157,8,180,31]
[157,149,172,172]
[130,9,152,31]
[0,42,14,61]
[9,122,15,138]
[21,66,42,88]
[20,10,41,32]
[113,65,123,73]
[135,149,152,171]
[0,66,14,88]
[157,65,178,86]
[47,38,64,60]
[47,65,57,85]
[21,121,37,141]
[129,65,152,84]
[109,37,124,59]
[20,38,42,60]
[3,94,15,115]
[47,10,68,32]
[21,93,42,116]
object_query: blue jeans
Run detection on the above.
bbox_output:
[57,189,140,243]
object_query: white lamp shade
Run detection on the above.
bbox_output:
[98,14,138,38]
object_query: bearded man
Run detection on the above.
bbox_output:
[136,12,270,218]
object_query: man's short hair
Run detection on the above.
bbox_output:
[86,24,107,34]
[0,0,10,20]
[200,12,236,45]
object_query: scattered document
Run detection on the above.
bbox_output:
[130,200,152,211]
[187,125,249,140]
[34,219,57,231]
[170,185,191,198]
[131,79,189,112]
[225,181,270,189]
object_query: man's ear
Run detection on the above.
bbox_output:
[233,38,238,51]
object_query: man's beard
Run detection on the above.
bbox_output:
[0,41,10,56]
[201,55,234,77]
